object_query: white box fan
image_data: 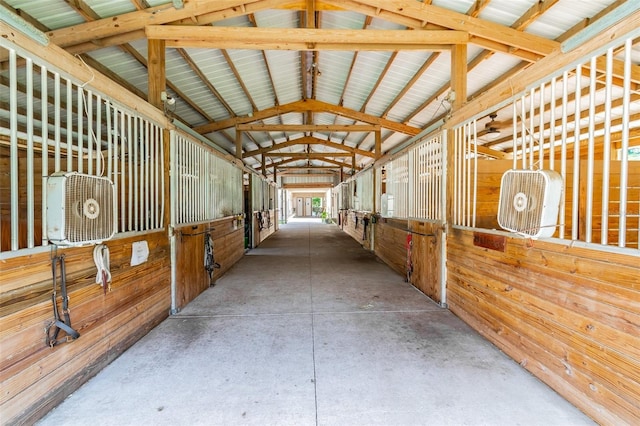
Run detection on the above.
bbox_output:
[47,172,116,246]
[497,169,563,238]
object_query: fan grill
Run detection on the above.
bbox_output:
[497,169,562,238]
[47,172,115,245]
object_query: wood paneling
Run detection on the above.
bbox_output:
[342,211,372,251]
[372,218,408,278]
[175,217,245,310]
[253,210,276,247]
[408,220,442,304]
[0,231,171,425]
[447,227,640,425]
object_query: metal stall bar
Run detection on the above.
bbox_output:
[26,58,35,248]
[120,109,126,232]
[96,95,102,177]
[54,72,61,172]
[87,90,93,175]
[601,47,614,245]
[159,126,165,228]
[127,114,133,231]
[586,56,598,243]
[529,88,535,169]
[521,94,526,169]
[66,79,73,172]
[41,65,49,247]
[472,120,478,228]
[549,77,556,171]
[618,38,632,247]
[539,82,545,170]
[559,71,569,239]
[133,116,139,231]
[571,65,582,241]
[9,49,19,250]
[512,100,518,170]
[77,84,83,173]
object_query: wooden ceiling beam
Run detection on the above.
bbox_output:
[147,26,468,50]
[242,136,376,158]
[264,152,353,158]
[195,100,421,136]
[340,0,558,56]
[237,123,380,132]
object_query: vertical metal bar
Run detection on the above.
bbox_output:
[472,120,478,228]
[159,126,165,227]
[601,47,613,246]
[464,123,470,226]
[106,102,113,180]
[549,77,556,171]
[150,124,158,229]
[41,65,49,246]
[451,127,460,225]
[120,111,126,231]
[572,65,582,241]
[77,85,83,173]
[529,88,535,170]
[96,95,102,176]
[26,58,35,248]
[618,38,632,247]
[586,56,597,243]
[113,108,120,233]
[512,101,517,170]
[67,80,73,171]
[133,117,139,231]
[9,49,19,250]
[521,95,526,169]
[539,82,545,170]
[150,123,156,228]
[54,73,61,172]
[87,90,93,175]
[127,114,133,231]
[155,125,161,228]
[144,121,150,229]
[560,71,569,239]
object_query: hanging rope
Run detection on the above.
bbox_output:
[93,244,111,294]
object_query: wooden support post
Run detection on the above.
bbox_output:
[273,166,277,182]
[375,130,382,159]
[147,39,166,109]
[450,43,467,110]
[235,129,242,160]
[340,167,344,183]
[261,155,266,176]
[351,153,356,173]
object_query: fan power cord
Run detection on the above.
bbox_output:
[93,244,112,293]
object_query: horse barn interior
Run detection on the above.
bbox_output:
[1,0,640,424]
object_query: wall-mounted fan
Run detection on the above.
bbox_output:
[47,172,116,246]
[497,169,563,238]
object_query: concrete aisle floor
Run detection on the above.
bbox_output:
[38,219,593,426]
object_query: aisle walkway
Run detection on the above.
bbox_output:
[39,220,592,426]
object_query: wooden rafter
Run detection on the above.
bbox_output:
[237,123,380,132]
[146,26,468,50]
[242,136,376,158]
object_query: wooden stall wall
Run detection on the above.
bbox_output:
[253,210,276,247]
[342,211,373,250]
[372,218,408,278]
[174,217,245,311]
[408,220,443,305]
[0,232,171,425]
[447,228,640,424]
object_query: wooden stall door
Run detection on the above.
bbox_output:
[410,220,445,305]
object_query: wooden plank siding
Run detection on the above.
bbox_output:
[0,231,171,425]
[341,211,372,251]
[174,217,245,311]
[447,228,640,425]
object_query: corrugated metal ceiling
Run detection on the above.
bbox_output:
[2,0,632,175]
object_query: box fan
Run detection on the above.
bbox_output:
[46,172,116,246]
[497,169,562,238]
